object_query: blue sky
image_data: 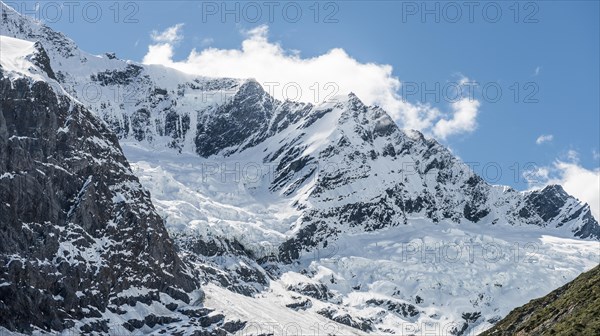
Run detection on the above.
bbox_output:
[5,1,599,196]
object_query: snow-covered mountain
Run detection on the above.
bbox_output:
[0,36,217,334]
[0,38,366,336]
[1,2,599,335]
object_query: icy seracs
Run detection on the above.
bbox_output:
[1,2,599,335]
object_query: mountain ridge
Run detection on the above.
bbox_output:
[0,35,248,335]
[1,2,599,335]
[2,1,597,244]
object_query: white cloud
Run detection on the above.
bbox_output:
[143,43,176,65]
[536,134,553,145]
[150,23,184,43]
[593,149,600,161]
[143,23,185,65]
[533,66,541,76]
[142,25,481,140]
[432,99,480,140]
[553,162,600,220]
[525,153,600,220]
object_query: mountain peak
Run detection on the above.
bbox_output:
[1,2,79,60]
[541,184,568,196]
[346,91,366,108]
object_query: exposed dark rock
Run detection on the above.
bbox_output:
[195,80,274,157]
[286,298,312,310]
[366,299,420,319]
[90,64,143,86]
[521,185,600,238]
[29,42,56,80]
[0,69,199,333]
[286,282,333,301]
[221,320,247,333]
[317,308,374,332]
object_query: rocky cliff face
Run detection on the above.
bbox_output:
[1,1,598,247]
[4,3,596,252]
[262,95,599,261]
[0,39,205,334]
[1,2,599,335]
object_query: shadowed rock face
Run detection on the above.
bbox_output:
[274,98,599,262]
[522,185,600,239]
[194,80,275,157]
[1,4,599,334]
[0,69,199,333]
[2,1,598,257]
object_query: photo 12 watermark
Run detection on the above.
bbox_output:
[199,1,340,24]
[2,1,140,23]
[239,320,485,336]
[399,1,540,24]
[400,80,539,104]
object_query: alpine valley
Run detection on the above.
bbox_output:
[1,2,599,335]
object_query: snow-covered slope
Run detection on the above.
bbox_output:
[1,2,253,153]
[121,98,600,334]
[0,34,359,336]
[1,2,599,335]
